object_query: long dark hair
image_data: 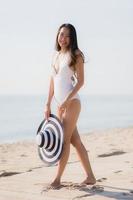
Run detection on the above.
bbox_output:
[55,23,85,72]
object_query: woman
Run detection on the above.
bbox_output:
[44,23,96,189]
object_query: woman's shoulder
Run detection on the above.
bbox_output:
[75,49,82,55]
[52,50,59,59]
[74,49,84,63]
[51,50,59,66]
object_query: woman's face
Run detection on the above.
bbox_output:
[57,27,70,49]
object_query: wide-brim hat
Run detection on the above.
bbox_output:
[36,113,64,166]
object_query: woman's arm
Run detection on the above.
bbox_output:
[45,51,57,106]
[65,54,84,102]
[45,76,54,106]
[44,76,54,120]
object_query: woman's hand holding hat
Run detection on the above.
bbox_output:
[44,103,51,121]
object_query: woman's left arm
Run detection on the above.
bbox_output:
[66,55,84,102]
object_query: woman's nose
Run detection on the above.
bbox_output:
[61,37,66,41]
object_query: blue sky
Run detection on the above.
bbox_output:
[0,0,133,95]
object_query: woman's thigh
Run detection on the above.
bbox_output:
[57,99,81,142]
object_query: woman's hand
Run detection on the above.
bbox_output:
[44,104,51,121]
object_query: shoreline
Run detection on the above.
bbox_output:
[1,126,133,145]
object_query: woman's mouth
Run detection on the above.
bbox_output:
[60,42,67,45]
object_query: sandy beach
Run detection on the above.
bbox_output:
[0,127,133,200]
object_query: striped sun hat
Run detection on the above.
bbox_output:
[36,114,64,166]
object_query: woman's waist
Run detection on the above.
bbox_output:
[54,84,75,93]
[54,86,80,98]
[54,76,73,85]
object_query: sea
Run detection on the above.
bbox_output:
[0,94,133,143]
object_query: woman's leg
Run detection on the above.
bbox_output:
[71,127,96,185]
[50,99,81,188]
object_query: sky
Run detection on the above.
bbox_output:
[0,0,133,95]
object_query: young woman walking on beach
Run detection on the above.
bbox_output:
[44,23,96,189]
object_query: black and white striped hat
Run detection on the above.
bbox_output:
[36,114,64,166]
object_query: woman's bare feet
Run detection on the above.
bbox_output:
[49,178,61,189]
[81,176,96,185]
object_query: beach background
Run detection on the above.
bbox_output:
[0,0,133,199]
[0,94,133,144]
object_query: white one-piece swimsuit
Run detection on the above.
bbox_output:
[51,51,80,106]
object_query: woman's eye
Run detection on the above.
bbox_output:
[59,33,70,38]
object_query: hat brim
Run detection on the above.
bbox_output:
[36,114,64,166]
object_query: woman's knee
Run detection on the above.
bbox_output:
[71,136,83,148]
[64,136,71,145]
[62,139,71,153]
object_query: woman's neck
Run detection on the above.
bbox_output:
[60,48,68,54]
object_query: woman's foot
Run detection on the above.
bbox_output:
[81,176,96,185]
[49,178,61,189]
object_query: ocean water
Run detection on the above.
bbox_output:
[0,94,133,143]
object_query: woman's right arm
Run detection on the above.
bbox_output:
[44,76,54,120]
[44,51,57,120]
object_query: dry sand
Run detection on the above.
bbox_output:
[0,127,133,200]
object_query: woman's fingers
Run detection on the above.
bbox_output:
[46,111,50,120]
[45,111,49,120]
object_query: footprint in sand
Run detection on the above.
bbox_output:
[41,183,64,193]
[98,150,126,158]
[72,194,93,199]
[0,169,34,177]
[97,177,107,182]
[71,185,104,199]
[20,154,27,157]
[114,170,123,173]
[1,159,7,163]
[40,181,104,194]
[0,171,21,177]
[91,185,104,192]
